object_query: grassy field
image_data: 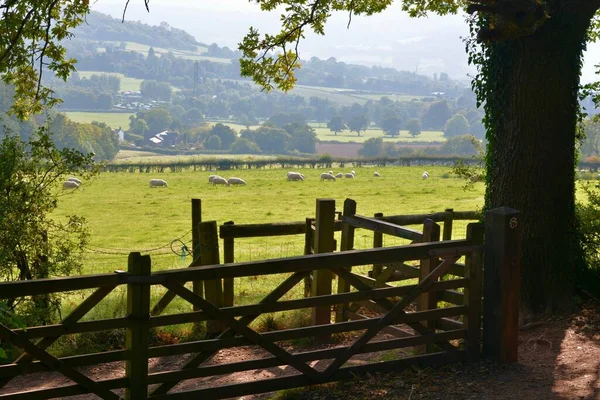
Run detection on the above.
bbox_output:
[111,151,288,165]
[64,111,133,128]
[75,70,144,92]
[102,41,230,63]
[54,165,483,276]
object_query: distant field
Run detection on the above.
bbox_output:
[103,41,230,63]
[205,121,445,143]
[111,152,286,165]
[64,112,133,128]
[76,71,144,92]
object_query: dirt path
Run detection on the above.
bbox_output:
[1,301,598,400]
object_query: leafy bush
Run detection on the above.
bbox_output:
[576,183,600,296]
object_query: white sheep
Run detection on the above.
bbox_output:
[228,177,247,186]
[67,177,82,185]
[287,172,305,181]
[422,171,429,180]
[149,179,168,188]
[212,176,229,186]
[208,174,222,184]
[374,171,381,177]
[328,170,334,175]
[345,172,355,179]
[321,173,336,181]
[335,172,343,179]
[62,180,80,190]
[351,170,356,175]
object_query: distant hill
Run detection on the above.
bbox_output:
[73,11,205,52]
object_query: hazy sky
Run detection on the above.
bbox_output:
[92,0,600,83]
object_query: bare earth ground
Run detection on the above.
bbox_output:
[1,300,598,400]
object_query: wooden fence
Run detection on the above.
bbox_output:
[0,199,521,400]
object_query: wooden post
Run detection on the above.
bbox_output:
[222,221,235,308]
[464,222,484,361]
[191,198,203,299]
[417,219,440,354]
[125,252,151,400]
[335,199,357,323]
[442,208,454,241]
[372,212,384,278]
[303,218,315,298]
[198,221,223,334]
[311,199,336,334]
[482,207,522,363]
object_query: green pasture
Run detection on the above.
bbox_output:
[75,70,144,92]
[110,152,287,165]
[64,111,133,128]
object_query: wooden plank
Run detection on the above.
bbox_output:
[0,378,127,400]
[303,218,315,297]
[346,311,413,338]
[0,324,120,400]
[442,208,454,241]
[438,290,465,305]
[191,198,204,303]
[0,273,125,300]
[162,279,324,382]
[11,318,128,339]
[335,198,357,323]
[438,318,464,331]
[324,256,460,377]
[125,252,151,400]
[149,351,466,400]
[219,220,343,239]
[419,220,441,342]
[153,240,478,283]
[372,212,384,278]
[464,222,485,361]
[342,215,423,241]
[482,208,521,363]
[148,329,466,385]
[222,221,235,308]
[447,262,466,277]
[147,306,468,358]
[0,284,118,389]
[381,210,480,226]
[199,221,223,334]
[0,350,127,378]
[149,270,308,396]
[149,279,468,329]
[311,199,336,333]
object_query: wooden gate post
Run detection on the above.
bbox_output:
[335,198,357,323]
[372,212,384,278]
[482,207,522,363]
[303,217,315,298]
[191,198,203,299]
[464,222,485,361]
[198,221,223,334]
[442,208,454,241]
[222,221,235,308]
[311,199,336,334]
[125,252,151,400]
[417,219,440,354]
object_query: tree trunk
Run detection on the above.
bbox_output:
[484,5,594,317]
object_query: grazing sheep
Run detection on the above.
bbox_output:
[287,172,305,181]
[345,172,355,179]
[328,170,334,175]
[149,179,168,188]
[335,172,343,179]
[422,172,429,180]
[320,173,336,181]
[228,177,247,186]
[351,170,356,175]
[67,177,82,185]
[374,171,381,177]
[62,180,80,190]
[212,176,229,186]
[208,174,222,184]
